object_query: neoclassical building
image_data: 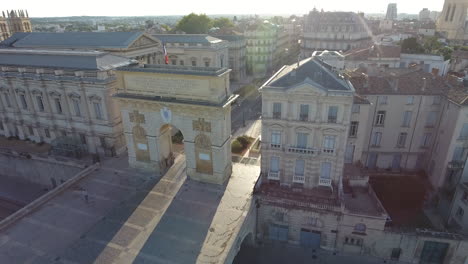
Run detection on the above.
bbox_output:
[0,49,134,156]
[152,34,229,68]
[0,31,161,64]
[257,57,388,249]
[0,10,32,42]
[245,21,278,78]
[213,35,247,82]
[301,9,371,56]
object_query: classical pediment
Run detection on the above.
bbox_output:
[286,78,327,96]
[129,35,161,49]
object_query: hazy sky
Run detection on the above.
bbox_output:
[3,0,445,17]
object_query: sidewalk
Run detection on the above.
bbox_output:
[233,119,261,139]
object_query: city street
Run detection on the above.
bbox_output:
[231,88,262,134]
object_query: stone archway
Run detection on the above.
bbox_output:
[114,64,238,185]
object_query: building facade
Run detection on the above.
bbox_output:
[0,49,134,156]
[437,0,468,42]
[245,21,278,78]
[301,9,371,56]
[386,3,398,20]
[211,35,247,82]
[0,10,32,42]
[152,34,229,69]
[257,57,388,250]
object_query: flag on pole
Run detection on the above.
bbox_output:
[163,43,169,64]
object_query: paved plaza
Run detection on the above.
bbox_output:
[0,153,260,264]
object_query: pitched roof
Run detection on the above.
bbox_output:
[152,34,223,44]
[0,32,149,49]
[265,57,352,91]
[344,45,401,60]
[0,49,134,70]
[345,68,453,97]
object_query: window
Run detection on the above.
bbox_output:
[54,98,62,114]
[100,136,106,147]
[295,159,305,176]
[191,60,197,66]
[351,104,360,113]
[328,106,338,123]
[180,60,184,66]
[20,94,28,110]
[426,111,438,127]
[271,131,281,147]
[93,102,103,120]
[397,133,407,147]
[456,207,464,219]
[3,93,11,107]
[344,236,363,246]
[205,61,210,67]
[460,124,468,139]
[406,96,414,105]
[79,133,87,145]
[378,96,388,104]
[349,121,358,137]
[28,126,34,136]
[273,102,281,119]
[462,191,468,203]
[375,111,386,126]
[299,104,309,121]
[371,132,382,147]
[296,132,308,148]
[433,96,441,105]
[270,156,279,172]
[453,146,464,161]
[320,162,331,179]
[171,59,177,65]
[391,248,402,260]
[421,133,431,147]
[36,96,44,112]
[402,111,412,127]
[353,223,366,233]
[73,99,81,117]
[44,128,50,138]
[323,135,336,152]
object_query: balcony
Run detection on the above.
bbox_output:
[319,177,332,187]
[273,112,281,119]
[293,174,305,183]
[288,146,318,155]
[322,148,335,154]
[270,143,282,149]
[268,171,280,180]
[448,160,465,170]
[299,115,309,122]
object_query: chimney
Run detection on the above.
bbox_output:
[422,77,426,91]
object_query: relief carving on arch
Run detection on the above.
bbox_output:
[194,133,213,174]
[132,123,150,162]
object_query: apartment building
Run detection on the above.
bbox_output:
[256,57,387,248]
[152,34,229,68]
[245,21,278,78]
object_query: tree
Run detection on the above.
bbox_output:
[145,20,155,29]
[175,13,213,34]
[401,38,424,54]
[213,17,234,29]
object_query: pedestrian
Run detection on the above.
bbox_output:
[82,188,89,204]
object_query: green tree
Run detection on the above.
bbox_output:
[401,37,424,54]
[175,13,213,34]
[213,17,234,29]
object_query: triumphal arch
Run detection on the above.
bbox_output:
[114,65,237,185]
